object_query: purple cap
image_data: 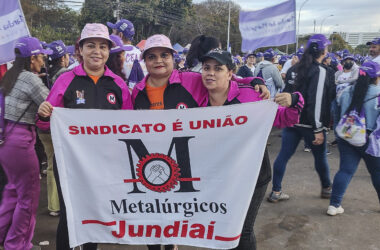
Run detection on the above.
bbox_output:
[360,61,380,78]
[343,54,355,61]
[109,34,133,54]
[107,19,135,41]
[48,40,68,59]
[15,37,52,58]
[296,47,304,59]
[307,34,331,50]
[256,52,264,58]
[263,48,276,60]
[366,38,380,46]
[66,45,75,55]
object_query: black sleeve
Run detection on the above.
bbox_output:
[282,65,296,93]
[237,66,253,78]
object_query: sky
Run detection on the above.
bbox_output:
[67,0,380,35]
[193,0,380,34]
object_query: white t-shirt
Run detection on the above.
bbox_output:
[372,55,380,64]
[123,45,147,88]
[247,65,255,74]
[281,59,292,75]
[336,71,352,98]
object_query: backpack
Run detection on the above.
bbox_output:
[335,109,367,146]
[366,115,380,157]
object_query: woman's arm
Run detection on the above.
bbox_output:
[272,92,304,128]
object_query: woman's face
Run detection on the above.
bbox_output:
[62,54,70,68]
[144,47,174,78]
[119,51,126,65]
[80,38,110,72]
[201,58,233,92]
[30,53,46,73]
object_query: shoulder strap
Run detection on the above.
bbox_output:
[0,101,33,145]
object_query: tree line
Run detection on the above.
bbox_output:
[21,0,366,55]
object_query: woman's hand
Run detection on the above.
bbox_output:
[254,84,270,100]
[312,132,324,145]
[38,101,53,117]
[274,93,292,107]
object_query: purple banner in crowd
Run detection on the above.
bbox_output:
[239,0,296,52]
[0,0,30,65]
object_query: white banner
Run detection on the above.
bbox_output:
[51,101,278,249]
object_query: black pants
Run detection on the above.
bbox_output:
[231,149,271,250]
[148,245,174,250]
[0,164,6,202]
[53,158,97,250]
[231,183,268,250]
[35,130,46,172]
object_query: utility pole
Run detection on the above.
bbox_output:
[227,0,231,52]
[115,0,120,21]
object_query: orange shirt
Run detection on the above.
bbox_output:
[89,75,100,84]
[145,83,167,110]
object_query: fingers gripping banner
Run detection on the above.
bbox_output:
[50,101,278,249]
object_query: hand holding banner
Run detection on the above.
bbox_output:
[51,101,278,249]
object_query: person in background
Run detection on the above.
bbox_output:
[331,54,360,146]
[107,19,147,88]
[38,23,133,250]
[256,52,264,64]
[254,48,284,99]
[366,38,380,64]
[281,48,304,80]
[39,40,71,218]
[184,35,220,72]
[0,36,51,250]
[327,61,380,216]
[269,34,333,202]
[237,52,256,78]
[106,34,133,82]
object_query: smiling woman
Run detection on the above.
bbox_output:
[37,23,133,250]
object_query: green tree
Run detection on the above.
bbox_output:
[353,44,369,56]
[21,0,80,45]
[329,33,353,52]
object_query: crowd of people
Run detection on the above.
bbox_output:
[0,17,379,250]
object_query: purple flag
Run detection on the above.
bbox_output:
[0,0,30,64]
[239,0,296,52]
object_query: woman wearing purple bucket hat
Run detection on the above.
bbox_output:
[0,36,51,250]
[37,23,133,250]
[327,61,380,216]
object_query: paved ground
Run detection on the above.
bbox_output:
[33,129,380,249]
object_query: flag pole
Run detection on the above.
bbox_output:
[227,0,231,52]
